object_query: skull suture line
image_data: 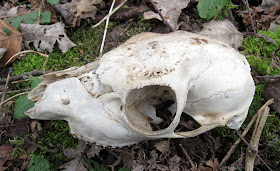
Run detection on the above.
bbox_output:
[26,31,255,147]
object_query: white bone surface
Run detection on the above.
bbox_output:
[26,31,255,147]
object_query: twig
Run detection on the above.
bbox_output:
[0,68,12,112]
[236,130,272,171]
[99,0,117,57]
[107,149,121,171]
[245,105,271,171]
[179,144,197,170]
[0,92,29,106]
[245,0,257,37]
[0,89,31,95]
[76,144,90,171]
[24,138,58,153]
[92,0,128,29]
[255,75,280,79]
[0,69,52,85]
[5,50,49,75]
[219,99,274,168]
[147,0,175,31]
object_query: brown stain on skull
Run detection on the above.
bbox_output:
[190,37,208,45]
[61,99,70,105]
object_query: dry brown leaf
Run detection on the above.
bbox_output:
[0,19,22,67]
[264,79,280,113]
[144,0,190,30]
[168,154,181,171]
[86,145,102,158]
[59,158,89,171]
[63,140,87,159]
[154,140,169,154]
[198,20,243,49]
[0,144,13,169]
[70,0,103,27]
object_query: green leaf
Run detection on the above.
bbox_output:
[5,10,51,29]
[197,0,227,20]
[28,155,50,171]
[47,0,60,5]
[31,77,42,89]
[40,11,51,24]
[14,95,34,118]
[3,28,12,36]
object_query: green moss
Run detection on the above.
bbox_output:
[124,18,155,38]
[246,55,280,76]
[242,29,280,57]
[36,120,78,169]
[12,25,100,76]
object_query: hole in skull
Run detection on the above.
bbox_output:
[150,100,174,131]
[125,85,176,132]
[175,113,201,132]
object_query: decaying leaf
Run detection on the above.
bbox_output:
[264,79,280,113]
[0,19,22,67]
[268,16,280,31]
[168,154,181,171]
[198,20,243,49]
[86,145,102,158]
[63,140,87,159]
[199,158,219,171]
[154,140,169,154]
[54,3,74,26]
[20,22,76,53]
[144,0,190,30]
[59,158,88,171]
[70,0,103,27]
[0,144,13,170]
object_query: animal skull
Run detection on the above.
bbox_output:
[26,31,255,147]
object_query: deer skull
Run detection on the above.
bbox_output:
[26,31,255,147]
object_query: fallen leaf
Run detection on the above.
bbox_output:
[168,154,181,171]
[198,19,243,49]
[264,79,280,113]
[70,0,103,27]
[199,158,219,171]
[63,140,87,159]
[54,3,74,26]
[144,0,190,30]
[20,22,76,53]
[258,33,277,44]
[0,19,22,67]
[86,145,102,158]
[59,157,88,171]
[0,144,13,169]
[154,140,169,154]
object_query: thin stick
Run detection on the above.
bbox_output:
[245,105,271,171]
[99,0,117,57]
[0,69,52,85]
[0,92,29,106]
[5,50,49,75]
[255,75,280,79]
[235,131,272,171]
[245,0,257,37]
[0,68,12,112]
[24,138,58,153]
[92,0,128,29]
[219,99,274,168]
[147,0,175,31]
[179,144,197,170]
[0,89,31,95]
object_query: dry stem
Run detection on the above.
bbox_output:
[219,99,274,168]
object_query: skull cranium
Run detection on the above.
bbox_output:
[26,31,255,147]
